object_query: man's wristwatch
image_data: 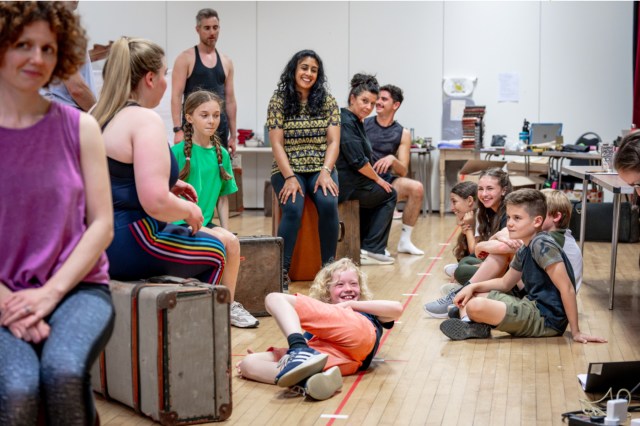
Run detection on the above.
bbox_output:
[173,126,182,133]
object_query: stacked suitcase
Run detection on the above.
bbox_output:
[235,236,284,315]
[91,278,232,424]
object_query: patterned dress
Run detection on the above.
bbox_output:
[267,91,340,175]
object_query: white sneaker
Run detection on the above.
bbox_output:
[444,263,458,278]
[360,250,395,265]
[230,301,259,328]
[397,241,424,256]
[303,366,343,400]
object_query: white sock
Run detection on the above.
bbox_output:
[397,225,424,255]
[461,315,471,323]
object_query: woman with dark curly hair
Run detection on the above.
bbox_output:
[268,49,341,285]
[336,73,397,265]
[0,2,115,423]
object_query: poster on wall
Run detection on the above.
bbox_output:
[442,77,477,141]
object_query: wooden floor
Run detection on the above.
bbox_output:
[96,210,640,426]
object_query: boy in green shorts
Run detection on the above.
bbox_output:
[439,188,607,343]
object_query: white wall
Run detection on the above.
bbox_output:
[78,1,633,207]
[79,0,632,144]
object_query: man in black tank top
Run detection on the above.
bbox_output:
[364,85,425,256]
[171,8,237,154]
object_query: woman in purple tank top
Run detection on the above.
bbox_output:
[0,2,115,424]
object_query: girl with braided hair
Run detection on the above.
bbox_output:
[171,90,258,328]
[172,90,236,229]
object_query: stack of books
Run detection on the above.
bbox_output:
[461,106,486,149]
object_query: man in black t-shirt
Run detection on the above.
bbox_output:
[365,85,424,255]
[171,8,237,154]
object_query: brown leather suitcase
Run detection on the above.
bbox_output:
[235,236,284,316]
[91,277,231,424]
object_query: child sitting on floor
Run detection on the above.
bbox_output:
[439,189,606,343]
[455,189,583,293]
[442,181,478,280]
[236,258,402,400]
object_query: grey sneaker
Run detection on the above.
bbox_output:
[360,250,395,265]
[423,291,457,318]
[440,282,463,296]
[302,366,343,400]
[439,318,491,340]
[230,301,259,328]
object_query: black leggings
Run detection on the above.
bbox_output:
[272,170,339,272]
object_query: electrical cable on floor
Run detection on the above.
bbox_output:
[562,387,640,423]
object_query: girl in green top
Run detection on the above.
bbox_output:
[172,90,258,328]
[172,90,237,229]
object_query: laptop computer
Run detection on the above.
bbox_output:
[578,361,640,394]
[529,123,562,145]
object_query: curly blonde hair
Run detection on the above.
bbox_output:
[0,1,87,86]
[308,258,373,303]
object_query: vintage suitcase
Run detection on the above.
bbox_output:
[569,201,640,243]
[235,236,284,316]
[91,277,231,424]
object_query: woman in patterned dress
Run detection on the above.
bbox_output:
[268,50,341,284]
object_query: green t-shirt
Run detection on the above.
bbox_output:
[171,142,238,226]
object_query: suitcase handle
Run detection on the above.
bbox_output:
[338,221,345,242]
[145,276,206,288]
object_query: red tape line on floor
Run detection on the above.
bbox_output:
[325,226,459,425]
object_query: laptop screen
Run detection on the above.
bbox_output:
[580,361,640,394]
[529,123,562,145]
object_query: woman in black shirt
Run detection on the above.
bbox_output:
[336,74,397,265]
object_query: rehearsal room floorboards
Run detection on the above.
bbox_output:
[96,210,640,426]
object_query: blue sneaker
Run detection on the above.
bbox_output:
[275,348,328,388]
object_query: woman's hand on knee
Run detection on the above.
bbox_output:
[314,173,338,197]
[7,318,50,343]
[279,177,303,205]
[375,177,393,193]
[0,287,59,329]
